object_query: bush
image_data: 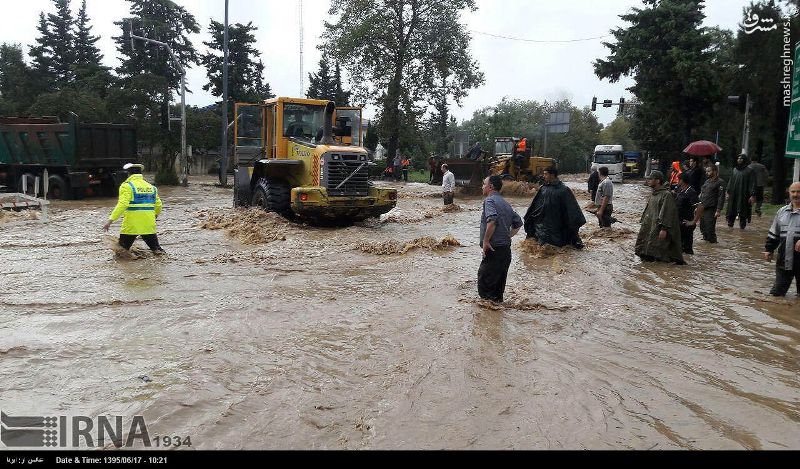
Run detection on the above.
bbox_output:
[155,168,180,186]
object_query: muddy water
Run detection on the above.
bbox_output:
[0,176,797,449]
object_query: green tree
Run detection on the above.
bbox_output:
[307,58,351,105]
[599,116,638,149]
[594,0,725,154]
[29,13,58,93]
[0,44,37,115]
[732,0,799,203]
[200,20,273,112]
[185,105,222,154]
[364,120,378,152]
[28,89,107,122]
[332,62,351,106]
[322,0,482,160]
[306,57,332,99]
[459,98,601,173]
[106,74,170,171]
[423,9,484,157]
[113,0,200,182]
[73,0,113,97]
[75,0,102,66]
[48,0,77,86]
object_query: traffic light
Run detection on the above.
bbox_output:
[591,97,597,111]
[619,97,625,113]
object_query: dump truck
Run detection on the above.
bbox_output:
[232,97,397,223]
[0,114,137,199]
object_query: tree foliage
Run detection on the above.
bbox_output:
[306,58,351,105]
[322,0,483,160]
[200,20,273,107]
[113,0,200,180]
[594,0,725,152]
[0,44,37,114]
[459,98,602,173]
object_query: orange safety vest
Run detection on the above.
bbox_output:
[517,138,527,153]
[669,161,682,185]
[402,158,410,168]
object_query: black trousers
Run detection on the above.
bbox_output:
[699,206,718,243]
[727,211,749,229]
[679,224,696,255]
[478,245,512,302]
[598,204,614,228]
[402,169,409,182]
[119,234,164,252]
[754,186,764,214]
[443,192,454,205]
[770,258,800,297]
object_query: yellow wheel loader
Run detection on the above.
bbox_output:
[232,98,396,223]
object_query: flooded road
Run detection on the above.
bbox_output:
[1,175,798,449]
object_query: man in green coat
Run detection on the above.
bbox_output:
[635,171,685,265]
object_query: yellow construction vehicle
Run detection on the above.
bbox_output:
[332,106,363,147]
[232,97,396,223]
[488,137,555,183]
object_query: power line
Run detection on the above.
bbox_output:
[470,30,610,43]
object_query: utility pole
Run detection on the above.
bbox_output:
[741,93,752,156]
[129,26,188,186]
[220,0,230,186]
[299,0,304,95]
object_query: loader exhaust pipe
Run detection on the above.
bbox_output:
[321,101,336,145]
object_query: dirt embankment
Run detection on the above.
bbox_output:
[356,235,462,255]
[196,208,296,244]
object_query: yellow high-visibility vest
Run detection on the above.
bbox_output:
[108,174,163,235]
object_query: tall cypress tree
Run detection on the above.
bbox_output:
[29,13,58,93]
[47,0,76,86]
[75,0,102,66]
[333,63,351,106]
[306,58,332,100]
[200,20,274,111]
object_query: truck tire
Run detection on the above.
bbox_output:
[251,178,292,218]
[47,174,69,200]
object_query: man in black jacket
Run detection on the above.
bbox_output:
[525,167,586,249]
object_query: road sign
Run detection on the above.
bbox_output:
[546,112,571,134]
[785,41,800,159]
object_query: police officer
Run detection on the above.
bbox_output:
[102,163,165,254]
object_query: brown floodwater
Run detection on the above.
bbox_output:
[0,175,797,449]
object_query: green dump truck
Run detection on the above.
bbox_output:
[0,114,137,199]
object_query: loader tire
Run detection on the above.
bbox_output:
[251,178,293,219]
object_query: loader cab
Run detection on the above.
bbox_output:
[332,107,363,147]
[233,98,328,166]
[494,137,517,157]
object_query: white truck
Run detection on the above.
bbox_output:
[591,144,625,183]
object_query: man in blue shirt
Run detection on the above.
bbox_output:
[478,175,523,302]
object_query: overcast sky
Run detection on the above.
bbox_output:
[0,0,758,125]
